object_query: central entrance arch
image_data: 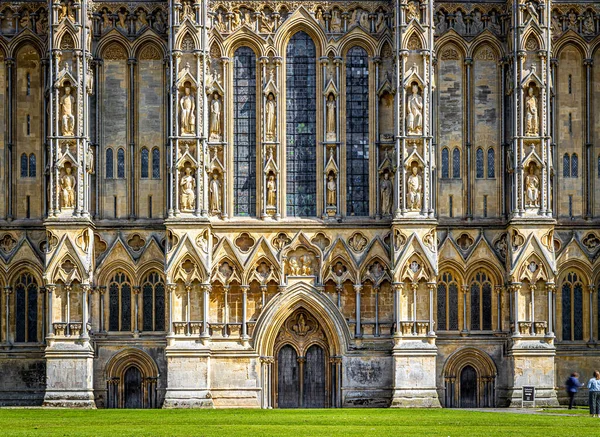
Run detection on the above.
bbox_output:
[274,310,329,408]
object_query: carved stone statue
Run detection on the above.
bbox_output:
[180,86,195,135]
[525,165,540,207]
[326,94,336,141]
[288,257,300,275]
[407,166,422,211]
[300,255,312,275]
[209,172,221,213]
[326,173,336,206]
[525,86,539,136]
[209,92,222,142]
[265,93,276,141]
[407,84,423,135]
[380,172,393,215]
[330,10,342,32]
[60,86,75,136]
[180,167,196,211]
[61,166,76,209]
[267,175,276,207]
[86,147,94,174]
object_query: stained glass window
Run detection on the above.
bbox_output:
[438,272,459,331]
[597,155,600,178]
[286,31,317,217]
[452,148,460,179]
[106,148,114,178]
[152,148,160,179]
[233,46,257,217]
[562,272,584,341]
[441,148,449,178]
[346,46,369,216]
[476,148,484,178]
[142,272,165,332]
[141,148,149,178]
[117,148,125,179]
[470,271,493,331]
[20,153,28,178]
[29,154,36,178]
[487,148,495,178]
[108,272,131,331]
[571,153,578,178]
[14,273,37,343]
[563,153,570,178]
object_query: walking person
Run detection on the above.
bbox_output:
[587,370,600,417]
[566,372,583,409]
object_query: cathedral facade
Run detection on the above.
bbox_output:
[0,0,599,409]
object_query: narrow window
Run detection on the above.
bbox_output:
[487,148,495,178]
[437,272,459,331]
[476,148,484,178]
[346,46,370,216]
[441,148,449,178]
[286,31,317,217]
[568,113,572,134]
[449,195,453,218]
[141,148,149,178]
[26,196,30,219]
[571,153,578,178]
[142,272,165,332]
[568,74,572,94]
[108,272,132,332]
[14,273,38,343]
[563,153,570,178]
[598,155,600,178]
[117,148,125,179]
[114,195,118,218]
[568,194,573,218]
[27,115,31,135]
[148,195,153,218]
[233,46,257,217]
[152,148,160,179]
[470,272,493,331]
[562,272,583,341]
[29,154,36,178]
[483,195,488,218]
[105,148,114,179]
[20,153,28,177]
[452,148,461,179]
[26,73,31,96]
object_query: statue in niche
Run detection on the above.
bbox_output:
[380,171,393,215]
[209,92,222,142]
[525,86,539,136]
[326,173,336,207]
[265,92,277,141]
[407,166,422,211]
[180,85,196,135]
[406,83,423,135]
[267,174,276,207]
[58,2,75,22]
[20,10,31,29]
[60,84,75,136]
[137,9,149,29]
[86,147,94,174]
[375,11,386,33]
[288,257,300,275]
[330,10,342,32]
[180,167,196,211]
[525,164,540,208]
[182,1,194,21]
[300,255,312,275]
[61,166,76,209]
[326,94,336,141]
[209,172,221,213]
[101,10,111,32]
[117,10,128,32]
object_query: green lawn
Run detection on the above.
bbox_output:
[0,408,597,437]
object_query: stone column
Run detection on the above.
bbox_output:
[47,285,55,337]
[167,284,175,335]
[241,285,249,339]
[4,287,12,343]
[81,284,89,339]
[99,286,106,333]
[546,282,554,336]
[427,282,435,336]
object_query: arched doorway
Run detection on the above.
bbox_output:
[274,310,330,408]
[443,348,497,408]
[106,349,159,409]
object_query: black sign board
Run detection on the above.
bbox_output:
[522,386,535,402]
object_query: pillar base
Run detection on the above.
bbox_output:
[391,339,441,408]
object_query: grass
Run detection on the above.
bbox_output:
[0,408,598,437]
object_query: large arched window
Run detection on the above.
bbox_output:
[346,46,369,216]
[152,148,160,179]
[441,148,449,178]
[286,31,317,217]
[14,272,38,343]
[487,148,495,178]
[562,272,583,341]
[452,148,461,179]
[437,272,459,331]
[476,148,484,179]
[470,271,492,331]
[142,272,165,332]
[108,271,132,332]
[233,46,257,217]
[141,148,149,179]
[106,148,114,178]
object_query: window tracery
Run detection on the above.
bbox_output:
[14,272,38,343]
[470,271,492,331]
[562,272,583,341]
[142,272,165,332]
[109,271,132,332]
[437,272,459,331]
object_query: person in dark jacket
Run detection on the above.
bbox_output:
[566,372,583,409]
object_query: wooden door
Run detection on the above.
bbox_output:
[277,345,299,408]
[460,365,477,408]
[303,345,326,408]
[124,366,143,409]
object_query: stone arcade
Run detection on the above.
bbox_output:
[0,0,599,409]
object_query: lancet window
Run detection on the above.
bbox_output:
[14,273,38,343]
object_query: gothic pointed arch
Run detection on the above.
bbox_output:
[274,7,326,57]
